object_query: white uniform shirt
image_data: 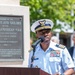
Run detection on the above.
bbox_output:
[28,41,74,74]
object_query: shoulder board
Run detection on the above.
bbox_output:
[55,44,65,49]
[28,47,33,52]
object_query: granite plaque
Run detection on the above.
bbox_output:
[0,15,23,61]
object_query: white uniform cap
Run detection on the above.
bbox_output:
[31,19,54,33]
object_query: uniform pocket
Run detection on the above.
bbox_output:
[49,57,61,62]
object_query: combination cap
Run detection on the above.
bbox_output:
[31,19,54,33]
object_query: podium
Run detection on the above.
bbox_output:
[0,67,50,75]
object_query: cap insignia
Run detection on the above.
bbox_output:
[39,20,46,26]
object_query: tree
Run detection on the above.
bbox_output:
[20,0,75,37]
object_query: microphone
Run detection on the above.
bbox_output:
[32,36,44,48]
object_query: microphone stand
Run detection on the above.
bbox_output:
[30,45,36,68]
[30,36,44,68]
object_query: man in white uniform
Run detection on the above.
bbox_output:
[28,19,74,75]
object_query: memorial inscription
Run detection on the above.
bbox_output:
[0,15,23,61]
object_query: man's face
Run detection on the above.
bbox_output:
[36,29,52,44]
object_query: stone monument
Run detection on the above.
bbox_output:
[0,0,30,67]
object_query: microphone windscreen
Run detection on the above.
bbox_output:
[39,36,45,42]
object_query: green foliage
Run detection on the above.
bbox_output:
[20,0,75,38]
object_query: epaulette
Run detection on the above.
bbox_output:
[28,47,33,52]
[55,44,65,49]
